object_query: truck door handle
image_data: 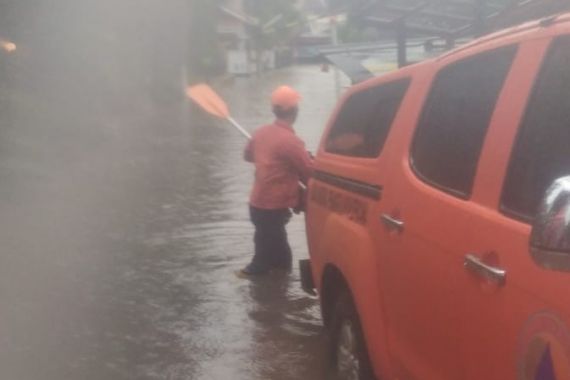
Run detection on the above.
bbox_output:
[464,254,506,287]
[381,214,404,233]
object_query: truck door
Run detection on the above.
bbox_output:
[374,45,518,380]
[459,35,570,380]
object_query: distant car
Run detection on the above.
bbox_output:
[301,13,570,380]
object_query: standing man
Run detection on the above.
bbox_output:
[239,85,313,277]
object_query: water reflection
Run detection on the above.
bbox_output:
[247,273,327,380]
[140,65,344,380]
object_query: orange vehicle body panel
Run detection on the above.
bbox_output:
[306,14,570,380]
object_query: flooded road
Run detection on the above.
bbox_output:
[0,64,348,379]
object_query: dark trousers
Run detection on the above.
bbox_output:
[248,206,292,273]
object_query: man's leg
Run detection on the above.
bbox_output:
[270,209,292,270]
[243,206,272,274]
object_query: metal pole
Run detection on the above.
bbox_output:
[397,20,407,68]
[227,116,252,139]
[331,16,341,98]
[475,0,487,37]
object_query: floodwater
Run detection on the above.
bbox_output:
[0,64,349,380]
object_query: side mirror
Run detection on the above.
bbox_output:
[530,176,570,271]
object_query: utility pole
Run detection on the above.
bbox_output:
[474,0,487,37]
[396,19,407,68]
[331,15,341,98]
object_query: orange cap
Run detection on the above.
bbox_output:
[271,85,301,110]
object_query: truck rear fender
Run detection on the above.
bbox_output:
[317,214,391,377]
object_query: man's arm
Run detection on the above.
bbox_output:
[281,137,313,183]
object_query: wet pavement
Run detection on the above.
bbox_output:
[0,64,349,379]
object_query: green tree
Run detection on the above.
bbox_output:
[327,0,370,12]
[188,0,225,81]
[328,0,382,43]
[246,0,304,50]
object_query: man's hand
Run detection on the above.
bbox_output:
[244,139,254,162]
[293,186,307,214]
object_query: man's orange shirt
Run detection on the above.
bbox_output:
[244,120,313,210]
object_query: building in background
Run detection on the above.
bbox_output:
[216,0,306,76]
[319,0,570,83]
[218,0,258,75]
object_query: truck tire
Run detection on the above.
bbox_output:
[328,290,376,380]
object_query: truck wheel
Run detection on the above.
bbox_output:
[328,291,376,380]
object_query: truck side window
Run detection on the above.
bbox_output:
[325,78,410,158]
[411,46,517,198]
[502,36,570,222]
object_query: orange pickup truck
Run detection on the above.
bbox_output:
[301,13,570,380]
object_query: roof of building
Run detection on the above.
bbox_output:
[219,5,258,27]
[358,0,570,39]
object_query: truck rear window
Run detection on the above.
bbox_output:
[325,78,410,158]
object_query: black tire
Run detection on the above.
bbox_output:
[328,290,377,380]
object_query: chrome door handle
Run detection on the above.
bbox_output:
[464,254,506,287]
[381,214,404,232]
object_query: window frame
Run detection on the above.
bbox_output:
[409,45,519,200]
[500,35,570,224]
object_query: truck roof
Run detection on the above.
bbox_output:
[438,12,570,60]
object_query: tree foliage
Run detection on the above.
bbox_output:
[188,0,225,80]
[327,0,371,12]
[245,0,304,50]
[328,0,381,43]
